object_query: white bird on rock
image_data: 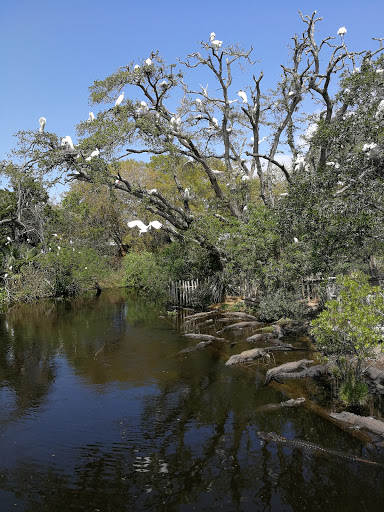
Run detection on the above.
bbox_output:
[115,92,124,107]
[88,112,95,122]
[39,117,46,132]
[237,90,248,104]
[127,220,162,233]
[337,26,347,37]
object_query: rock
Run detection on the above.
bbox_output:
[330,411,384,437]
[364,366,384,393]
[265,359,314,384]
[273,324,285,339]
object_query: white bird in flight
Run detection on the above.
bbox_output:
[337,26,347,37]
[237,90,248,103]
[115,92,124,107]
[39,117,46,132]
[88,112,95,122]
[127,220,162,233]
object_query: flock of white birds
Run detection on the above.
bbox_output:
[37,26,383,241]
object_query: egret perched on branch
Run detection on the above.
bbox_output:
[134,64,140,70]
[195,98,202,106]
[85,148,100,161]
[184,188,190,199]
[115,92,124,107]
[375,99,384,120]
[237,90,248,104]
[211,117,219,128]
[127,220,162,233]
[61,136,74,150]
[39,117,46,132]
[145,58,152,66]
[212,39,223,48]
[337,26,347,37]
[88,112,95,122]
[210,32,215,41]
[200,84,208,97]
[160,80,168,88]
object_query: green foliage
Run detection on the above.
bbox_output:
[338,373,369,407]
[122,251,168,297]
[6,247,109,301]
[311,272,384,380]
[257,288,308,322]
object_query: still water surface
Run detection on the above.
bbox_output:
[0,290,384,511]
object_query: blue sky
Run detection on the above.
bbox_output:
[0,0,383,164]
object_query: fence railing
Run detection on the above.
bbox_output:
[169,279,201,307]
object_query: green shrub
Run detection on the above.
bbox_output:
[258,288,308,322]
[122,251,168,297]
[311,271,384,381]
[338,373,369,407]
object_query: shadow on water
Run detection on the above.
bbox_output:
[0,289,384,511]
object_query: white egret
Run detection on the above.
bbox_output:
[88,112,95,122]
[160,80,168,88]
[211,117,219,128]
[337,26,347,37]
[210,32,215,41]
[39,117,46,132]
[212,40,223,48]
[294,154,305,171]
[184,188,190,199]
[6,236,11,242]
[195,98,202,105]
[145,58,152,66]
[134,64,140,70]
[85,148,100,161]
[376,69,384,74]
[115,92,124,107]
[200,84,208,97]
[148,189,157,194]
[375,100,384,119]
[128,220,162,233]
[293,237,299,244]
[237,90,248,103]
[61,136,74,150]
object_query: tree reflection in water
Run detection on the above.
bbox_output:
[0,290,384,511]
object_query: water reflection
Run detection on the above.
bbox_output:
[0,290,384,511]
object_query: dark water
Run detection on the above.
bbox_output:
[0,290,384,511]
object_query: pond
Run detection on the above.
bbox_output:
[0,289,384,511]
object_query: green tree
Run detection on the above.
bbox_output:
[4,11,381,272]
[311,272,384,387]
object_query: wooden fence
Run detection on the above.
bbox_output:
[169,279,201,307]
